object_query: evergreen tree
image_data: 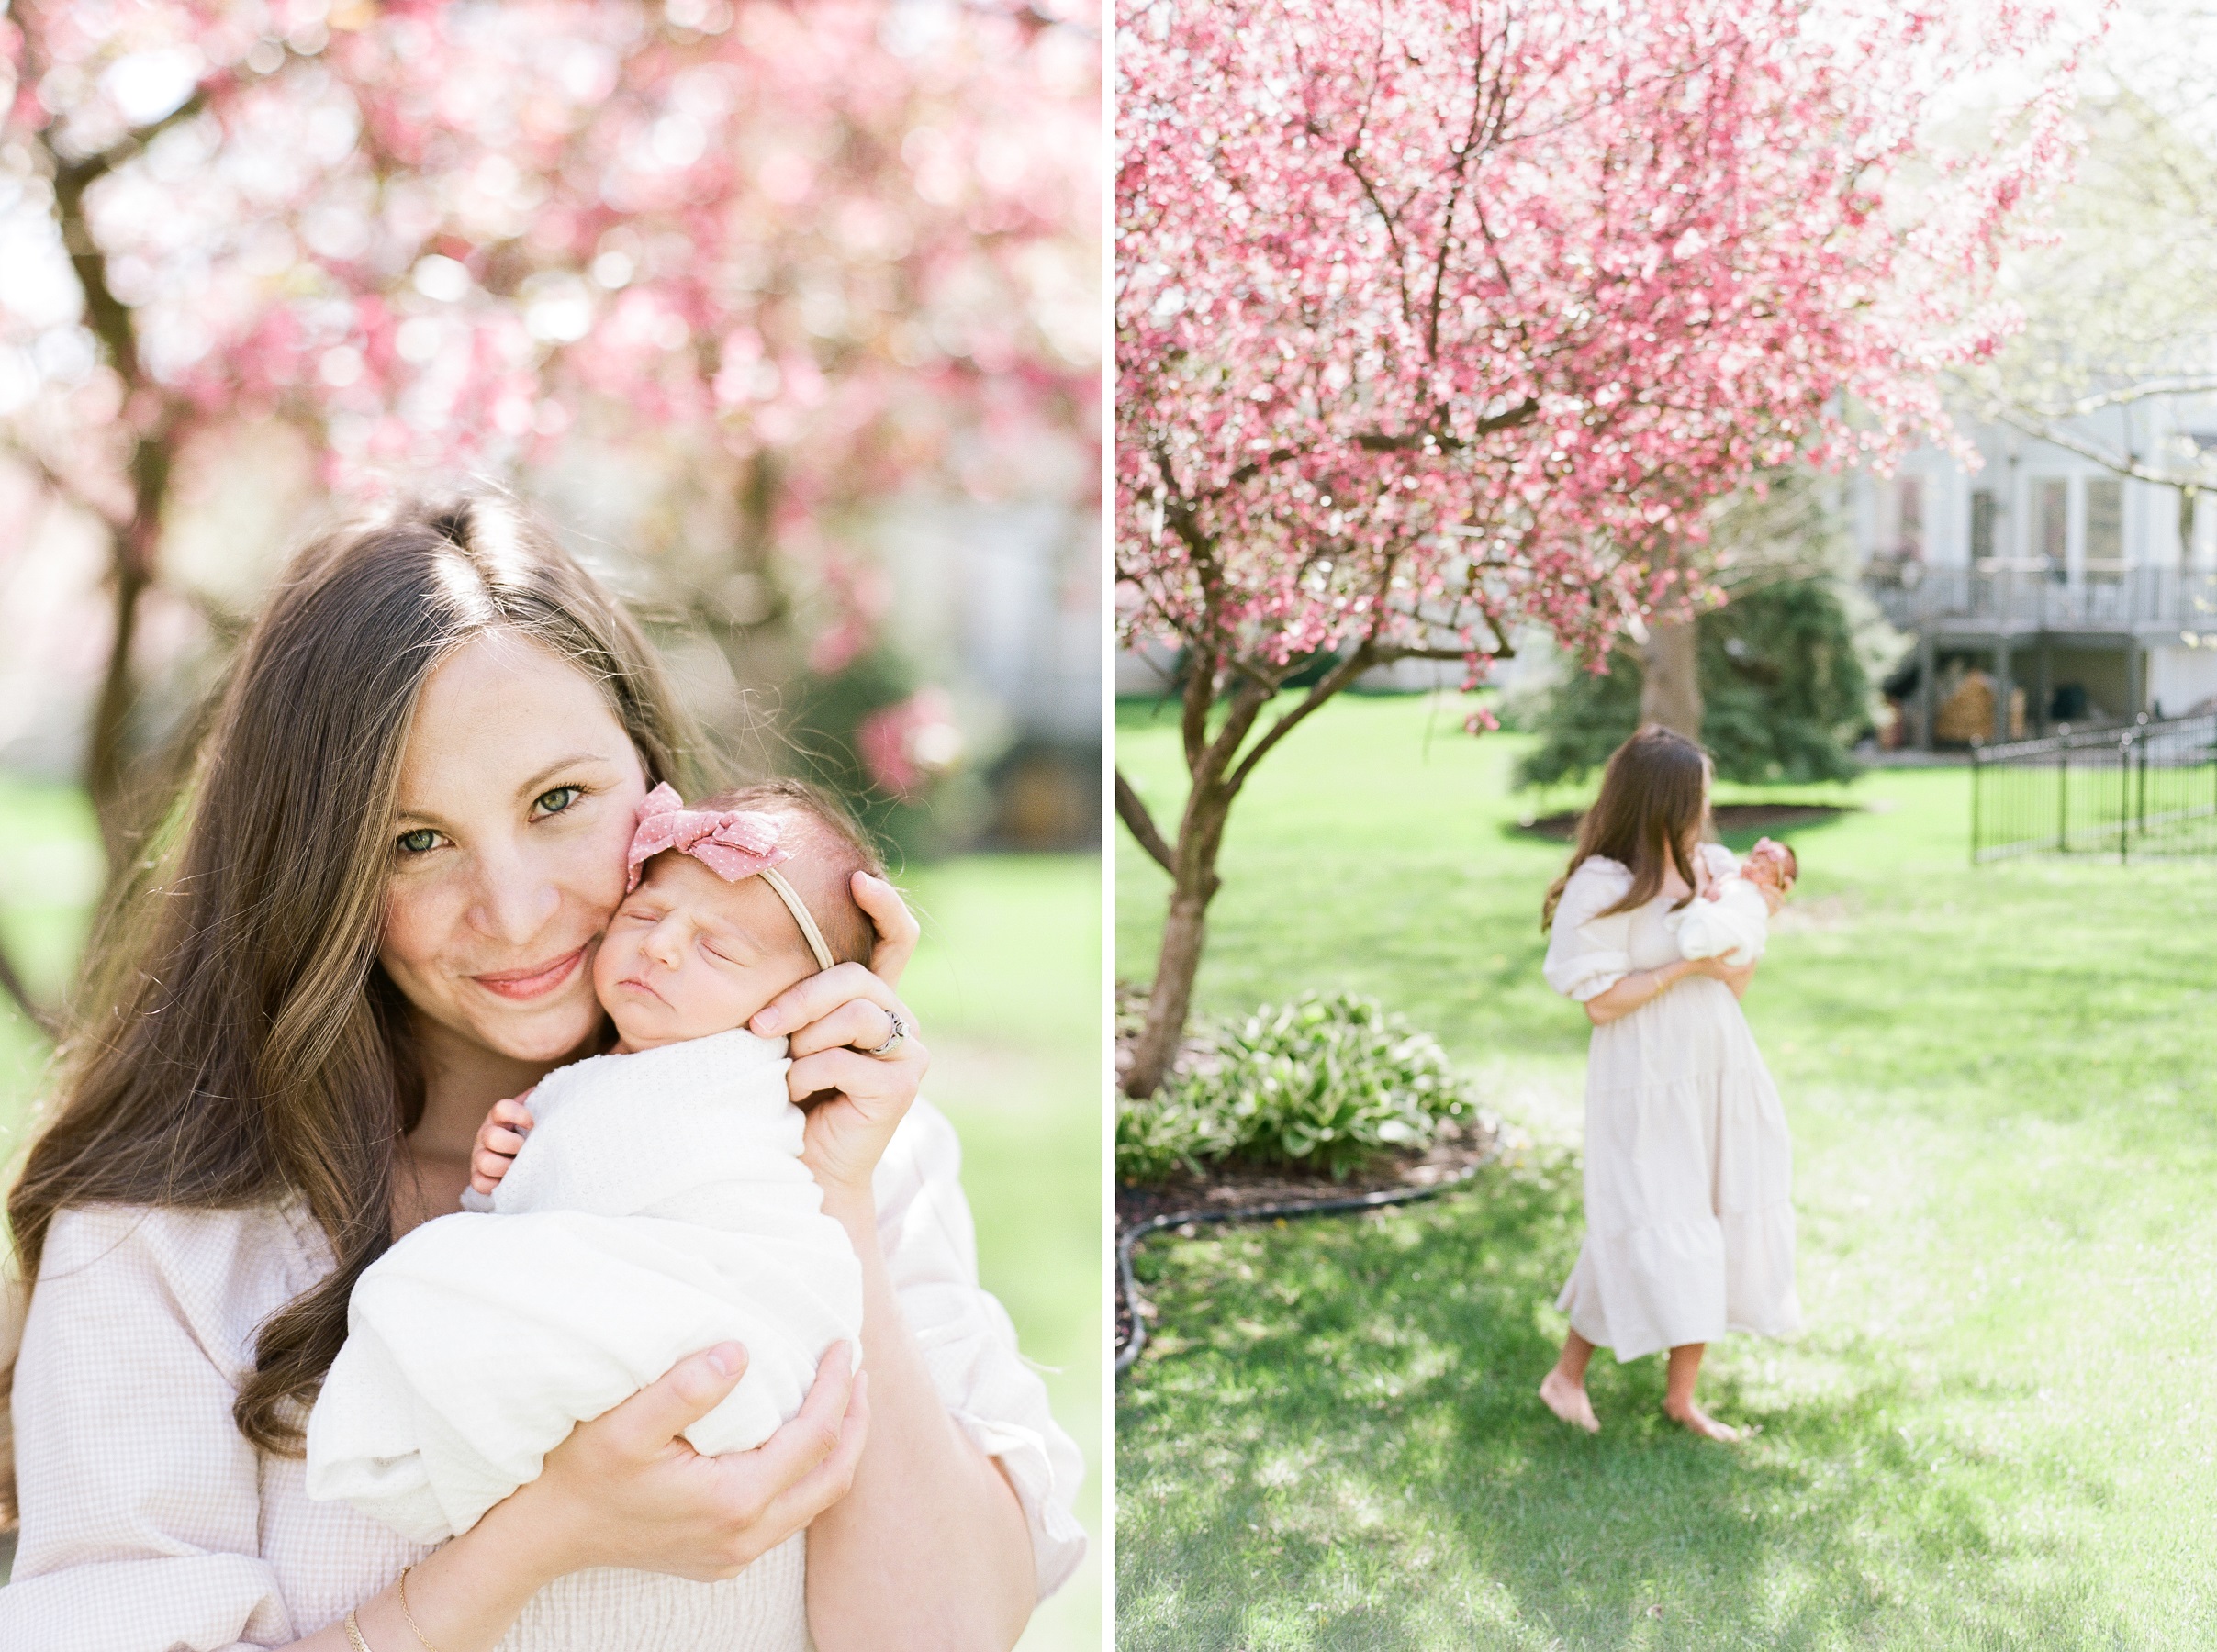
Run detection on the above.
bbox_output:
[1517,579,1872,787]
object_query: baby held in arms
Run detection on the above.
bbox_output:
[305,781,882,1545]
[1667,835,1797,966]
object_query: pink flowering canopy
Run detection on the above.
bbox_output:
[1,0,1098,549]
[1115,0,2089,682]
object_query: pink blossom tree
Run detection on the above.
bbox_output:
[0,0,1098,1030]
[1115,0,2088,1098]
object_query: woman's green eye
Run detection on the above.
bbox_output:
[397,828,440,854]
[534,786,583,817]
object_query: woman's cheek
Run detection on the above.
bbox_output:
[378,875,445,986]
[572,810,638,928]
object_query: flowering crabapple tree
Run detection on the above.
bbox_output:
[1115,0,2088,1098]
[0,0,1097,1031]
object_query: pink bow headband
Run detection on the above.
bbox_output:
[625,783,836,973]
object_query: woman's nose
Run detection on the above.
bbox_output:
[471,843,563,945]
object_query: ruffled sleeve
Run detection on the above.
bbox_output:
[1542,856,1638,1002]
[0,1206,319,1651]
[870,1100,1088,1602]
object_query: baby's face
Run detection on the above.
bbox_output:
[592,852,820,1050]
[1743,839,1793,889]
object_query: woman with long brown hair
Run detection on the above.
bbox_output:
[0,497,1081,1650]
[1537,725,1801,1441]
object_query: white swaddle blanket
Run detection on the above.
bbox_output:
[1665,874,1771,966]
[305,1027,863,1545]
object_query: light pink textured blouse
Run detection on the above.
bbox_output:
[0,1100,1085,1652]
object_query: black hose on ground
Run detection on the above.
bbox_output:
[1114,1147,1498,1380]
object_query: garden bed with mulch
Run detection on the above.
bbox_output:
[1517,801,1848,841]
[1114,1113,1500,1367]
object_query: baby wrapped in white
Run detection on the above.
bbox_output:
[1666,876,1771,966]
[305,1026,861,1544]
[1664,836,1795,967]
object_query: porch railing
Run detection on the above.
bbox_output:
[1870,562,2217,633]
[1970,713,2217,864]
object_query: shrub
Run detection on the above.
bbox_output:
[1516,576,1872,788]
[1114,1088,1238,1184]
[1116,991,1472,1182]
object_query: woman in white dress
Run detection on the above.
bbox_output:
[1536,726,1801,1442]
[0,497,1082,1651]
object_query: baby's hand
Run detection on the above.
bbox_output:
[469,1091,536,1196]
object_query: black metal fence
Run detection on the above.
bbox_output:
[1971,713,2217,864]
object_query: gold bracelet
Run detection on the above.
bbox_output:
[397,1564,444,1652]
[343,1609,375,1652]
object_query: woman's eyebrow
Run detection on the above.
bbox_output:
[512,752,622,799]
[393,753,622,827]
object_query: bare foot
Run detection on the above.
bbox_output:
[1539,1368,1600,1434]
[1663,1401,1742,1442]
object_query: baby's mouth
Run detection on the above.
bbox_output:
[613,973,668,1007]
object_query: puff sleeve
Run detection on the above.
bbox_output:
[0,1207,308,1652]
[1541,856,1638,1002]
[870,1099,1088,1602]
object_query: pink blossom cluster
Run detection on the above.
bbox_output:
[1115,0,2092,684]
[857,684,960,798]
[1,0,1099,558]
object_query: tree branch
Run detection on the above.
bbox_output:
[1114,771,1178,875]
[1353,396,1540,452]
[1987,405,2211,488]
[2015,375,2217,420]
[1372,641,1517,664]
[0,939,57,1041]
[1225,640,1379,794]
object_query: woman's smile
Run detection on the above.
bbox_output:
[471,944,590,1001]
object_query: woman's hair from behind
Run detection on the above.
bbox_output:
[1540,725,1713,931]
[6,494,703,1459]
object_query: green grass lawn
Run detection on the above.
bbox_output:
[1116,692,2217,1652]
[0,776,1100,1651]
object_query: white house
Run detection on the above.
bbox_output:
[1851,398,2217,743]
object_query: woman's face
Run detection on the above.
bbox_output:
[379,631,649,1066]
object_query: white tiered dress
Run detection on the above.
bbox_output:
[1541,846,1802,1361]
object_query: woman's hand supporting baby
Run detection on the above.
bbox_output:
[477,1339,869,1585]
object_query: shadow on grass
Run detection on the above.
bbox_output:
[1118,1155,2132,1652]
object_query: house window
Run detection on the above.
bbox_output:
[2087,478,2123,566]
[1971,489,1997,562]
[1898,476,1925,559]
[2036,478,2068,567]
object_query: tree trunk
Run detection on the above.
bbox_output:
[86,533,152,874]
[84,434,172,875]
[0,940,55,1038]
[1121,773,1233,1098]
[1640,612,1703,741]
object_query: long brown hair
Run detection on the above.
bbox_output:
[1540,725,1713,931]
[6,495,704,1458]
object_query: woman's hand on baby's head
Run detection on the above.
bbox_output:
[468,1092,536,1196]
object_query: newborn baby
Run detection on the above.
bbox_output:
[1667,836,1797,967]
[305,780,879,1545]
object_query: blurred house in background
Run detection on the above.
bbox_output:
[1852,403,2217,746]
